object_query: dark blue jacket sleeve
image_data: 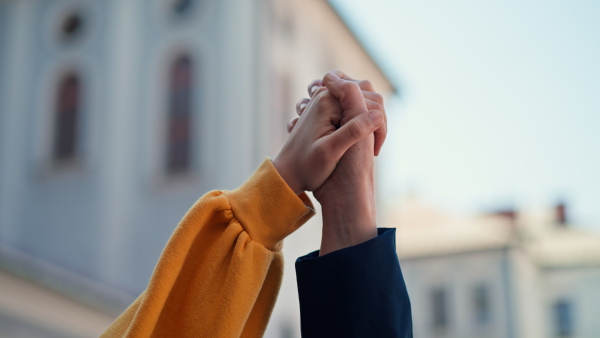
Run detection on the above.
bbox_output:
[295,228,412,338]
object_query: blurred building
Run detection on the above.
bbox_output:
[0,0,396,337]
[387,199,600,338]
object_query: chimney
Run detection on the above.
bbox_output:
[556,201,567,225]
[493,209,517,222]
[489,207,519,240]
[487,203,517,223]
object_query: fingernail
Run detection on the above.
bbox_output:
[324,72,340,83]
[299,103,307,111]
[309,85,318,95]
[368,110,383,125]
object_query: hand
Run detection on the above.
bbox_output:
[289,72,387,255]
[272,76,384,195]
[290,72,387,156]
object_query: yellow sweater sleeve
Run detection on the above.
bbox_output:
[101,159,315,338]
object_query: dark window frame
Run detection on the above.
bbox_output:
[165,53,194,174]
[554,299,574,337]
[171,0,194,16]
[431,287,448,329]
[53,72,81,162]
[473,284,491,325]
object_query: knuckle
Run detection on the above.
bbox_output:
[313,86,328,98]
[287,118,298,133]
[371,102,383,113]
[331,70,345,78]
[296,98,309,114]
[296,97,309,106]
[308,79,321,86]
[343,81,361,92]
[347,122,364,141]
[372,92,384,104]
[322,94,341,112]
[309,80,324,96]
[314,91,332,106]
[340,82,361,101]
[359,80,374,91]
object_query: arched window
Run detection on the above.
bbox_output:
[171,0,194,16]
[53,73,81,161]
[59,11,84,43]
[166,54,194,174]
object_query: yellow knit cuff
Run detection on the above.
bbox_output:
[225,158,315,251]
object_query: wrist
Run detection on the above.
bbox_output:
[271,156,303,195]
[319,190,377,256]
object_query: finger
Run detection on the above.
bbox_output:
[365,98,382,114]
[296,98,310,116]
[323,71,387,156]
[312,86,328,98]
[287,117,299,134]
[322,72,367,119]
[357,79,375,92]
[363,91,386,124]
[308,79,324,98]
[362,91,387,155]
[373,118,387,156]
[362,91,384,107]
[330,70,357,82]
[322,110,384,160]
[340,77,386,155]
[333,77,383,127]
[331,71,375,93]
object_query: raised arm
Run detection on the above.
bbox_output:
[293,72,413,337]
[102,75,383,338]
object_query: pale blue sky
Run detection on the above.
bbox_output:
[330,0,600,227]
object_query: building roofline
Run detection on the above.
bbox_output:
[398,245,511,261]
[324,0,400,96]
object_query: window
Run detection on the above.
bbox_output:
[171,0,194,16]
[59,11,84,42]
[431,287,448,329]
[166,54,194,174]
[53,73,81,161]
[554,300,574,337]
[473,284,491,325]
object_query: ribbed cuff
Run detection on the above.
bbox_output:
[226,158,315,251]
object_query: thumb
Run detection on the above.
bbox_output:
[323,72,368,120]
[323,110,384,159]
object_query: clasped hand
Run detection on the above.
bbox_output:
[272,71,387,255]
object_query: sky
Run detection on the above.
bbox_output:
[330,0,600,228]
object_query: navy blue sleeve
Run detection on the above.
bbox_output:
[295,228,412,338]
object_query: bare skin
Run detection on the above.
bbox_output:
[289,71,388,256]
[271,73,384,196]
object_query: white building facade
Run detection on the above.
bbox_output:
[0,0,396,336]
[388,199,600,338]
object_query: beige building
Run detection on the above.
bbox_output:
[0,0,396,337]
[385,198,600,338]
